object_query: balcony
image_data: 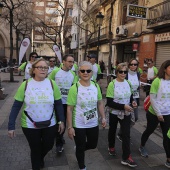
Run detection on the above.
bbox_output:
[87,27,108,44]
[88,0,100,13]
[147,0,170,29]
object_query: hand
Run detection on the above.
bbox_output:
[102,118,107,128]
[157,115,164,122]
[124,105,133,112]
[68,128,75,140]
[8,130,16,139]
[58,122,65,134]
[132,101,137,108]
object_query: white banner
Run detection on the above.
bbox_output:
[19,38,30,65]
[53,44,62,63]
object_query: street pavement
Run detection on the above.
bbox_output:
[0,72,167,170]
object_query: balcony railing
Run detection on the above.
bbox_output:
[87,27,108,43]
[147,0,170,28]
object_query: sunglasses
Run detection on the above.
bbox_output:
[31,56,37,58]
[79,69,92,73]
[118,70,128,74]
[129,64,138,66]
[49,61,55,62]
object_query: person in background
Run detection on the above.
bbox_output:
[59,59,78,73]
[67,61,106,170]
[49,54,78,153]
[48,57,58,75]
[87,54,101,82]
[138,67,143,75]
[106,63,137,168]
[99,60,105,79]
[18,52,38,81]
[117,59,140,142]
[8,58,65,170]
[145,59,158,96]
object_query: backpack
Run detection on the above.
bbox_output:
[144,95,150,112]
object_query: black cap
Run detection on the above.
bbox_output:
[88,54,97,58]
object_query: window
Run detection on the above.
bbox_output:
[69,9,72,16]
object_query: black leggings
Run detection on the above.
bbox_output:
[22,125,56,170]
[74,126,99,169]
[108,113,131,160]
[141,111,170,158]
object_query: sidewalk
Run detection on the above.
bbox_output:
[0,72,166,170]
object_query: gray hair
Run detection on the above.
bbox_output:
[78,61,93,70]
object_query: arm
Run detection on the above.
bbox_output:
[8,100,23,138]
[97,100,106,128]
[67,105,75,140]
[54,99,65,134]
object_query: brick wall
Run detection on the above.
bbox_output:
[138,34,156,70]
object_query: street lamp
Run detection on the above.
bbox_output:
[0,2,3,16]
[96,12,104,63]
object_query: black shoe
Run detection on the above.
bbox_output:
[121,155,137,167]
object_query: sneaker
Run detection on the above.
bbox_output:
[165,160,170,168]
[121,155,137,167]
[139,146,148,158]
[108,147,116,156]
[56,146,64,153]
[80,166,86,170]
[117,135,122,142]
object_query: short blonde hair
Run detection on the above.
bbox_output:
[29,58,48,77]
[115,63,128,75]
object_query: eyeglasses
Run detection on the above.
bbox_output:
[34,66,49,71]
[118,70,128,74]
[79,69,92,73]
[66,61,74,64]
[129,64,138,66]
[49,61,55,62]
[31,56,37,58]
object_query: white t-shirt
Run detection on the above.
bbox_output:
[67,82,102,128]
[23,79,55,128]
[48,66,57,74]
[25,62,32,79]
[147,67,154,80]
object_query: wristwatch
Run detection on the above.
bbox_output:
[58,121,63,124]
[67,127,72,130]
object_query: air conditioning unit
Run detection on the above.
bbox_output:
[116,25,128,37]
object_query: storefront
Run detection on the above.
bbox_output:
[155,32,170,69]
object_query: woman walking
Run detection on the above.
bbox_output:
[139,60,170,168]
[117,59,140,141]
[106,63,137,167]
[67,61,106,170]
[8,58,65,170]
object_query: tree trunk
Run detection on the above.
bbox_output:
[107,1,115,85]
[16,29,19,64]
[9,10,14,82]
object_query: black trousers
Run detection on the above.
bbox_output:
[108,113,131,160]
[56,104,67,147]
[141,111,170,158]
[74,126,99,169]
[145,80,153,96]
[22,125,56,170]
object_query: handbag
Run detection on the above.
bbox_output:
[144,95,151,112]
[24,111,53,128]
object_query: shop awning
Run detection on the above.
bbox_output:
[112,38,141,45]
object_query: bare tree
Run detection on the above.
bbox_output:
[1,0,33,82]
